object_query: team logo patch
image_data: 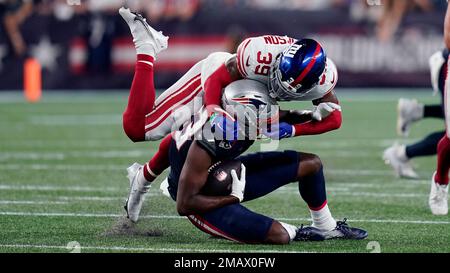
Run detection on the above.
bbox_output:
[214,170,228,182]
[218,140,232,149]
[231,98,267,108]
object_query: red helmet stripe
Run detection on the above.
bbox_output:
[291,44,321,87]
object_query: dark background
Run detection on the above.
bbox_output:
[0,0,447,91]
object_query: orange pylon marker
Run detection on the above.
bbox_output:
[24,58,42,103]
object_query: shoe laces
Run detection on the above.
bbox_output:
[298,224,305,232]
[335,218,349,231]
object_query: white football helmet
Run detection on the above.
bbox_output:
[221,79,279,139]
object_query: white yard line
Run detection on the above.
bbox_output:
[327,169,393,176]
[1,211,448,225]
[0,164,126,171]
[273,189,428,198]
[56,196,125,201]
[0,163,426,180]
[0,182,428,199]
[0,190,428,208]
[0,244,312,253]
[330,192,427,198]
[0,184,122,192]
[0,200,68,205]
[29,114,121,126]
[0,150,149,161]
[0,195,158,205]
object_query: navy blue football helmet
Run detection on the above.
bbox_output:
[268,38,327,101]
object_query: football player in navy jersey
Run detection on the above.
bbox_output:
[126,80,368,244]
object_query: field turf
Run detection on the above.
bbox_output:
[0,89,449,253]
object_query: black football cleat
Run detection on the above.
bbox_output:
[324,218,368,240]
[294,225,326,242]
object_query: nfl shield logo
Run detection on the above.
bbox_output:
[215,170,228,182]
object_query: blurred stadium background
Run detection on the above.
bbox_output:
[1,0,450,253]
[0,0,448,90]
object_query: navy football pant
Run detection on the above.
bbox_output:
[405,68,445,159]
[187,150,301,243]
[406,131,445,159]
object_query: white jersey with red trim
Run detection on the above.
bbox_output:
[236,35,338,101]
[236,35,295,83]
[145,36,338,141]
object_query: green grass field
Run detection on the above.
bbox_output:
[0,89,449,253]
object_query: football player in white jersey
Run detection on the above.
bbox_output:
[118,8,342,222]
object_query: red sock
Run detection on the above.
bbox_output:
[143,134,173,180]
[435,136,450,185]
[123,54,155,142]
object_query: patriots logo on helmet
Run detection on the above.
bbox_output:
[231,97,267,108]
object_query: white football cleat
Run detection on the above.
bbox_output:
[397,98,424,137]
[119,7,168,56]
[383,143,419,179]
[429,173,448,215]
[124,163,151,222]
[159,177,171,199]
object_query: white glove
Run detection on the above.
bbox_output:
[311,102,341,121]
[230,164,246,202]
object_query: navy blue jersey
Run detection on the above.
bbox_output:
[171,147,302,243]
[166,112,304,243]
[167,138,254,200]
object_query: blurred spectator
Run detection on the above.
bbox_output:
[376,0,435,42]
[136,0,201,22]
[82,0,123,74]
[0,0,35,57]
[248,0,347,10]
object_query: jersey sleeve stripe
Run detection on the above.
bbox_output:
[236,39,251,77]
[325,69,338,95]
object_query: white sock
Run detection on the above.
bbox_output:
[398,144,409,161]
[280,222,297,241]
[136,168,152,192]
[310,204,336,232]
[136,43,156,58]
[416,103,425,120]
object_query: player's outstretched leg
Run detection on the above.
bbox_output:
[187,204,325,244]
[119,7,168,57]
[119,7,169,142]
[430,136,450,215]
[383,142,419,179]
[397,98,424,137]
[383,132,444,179]
[296,153,368,240]
[124,134,173,222]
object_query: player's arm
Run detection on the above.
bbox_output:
[291,90,342,136]
[176,142,240,216]
[266,90,342,139]
[279,109,313,124]
[204,56,243,113]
